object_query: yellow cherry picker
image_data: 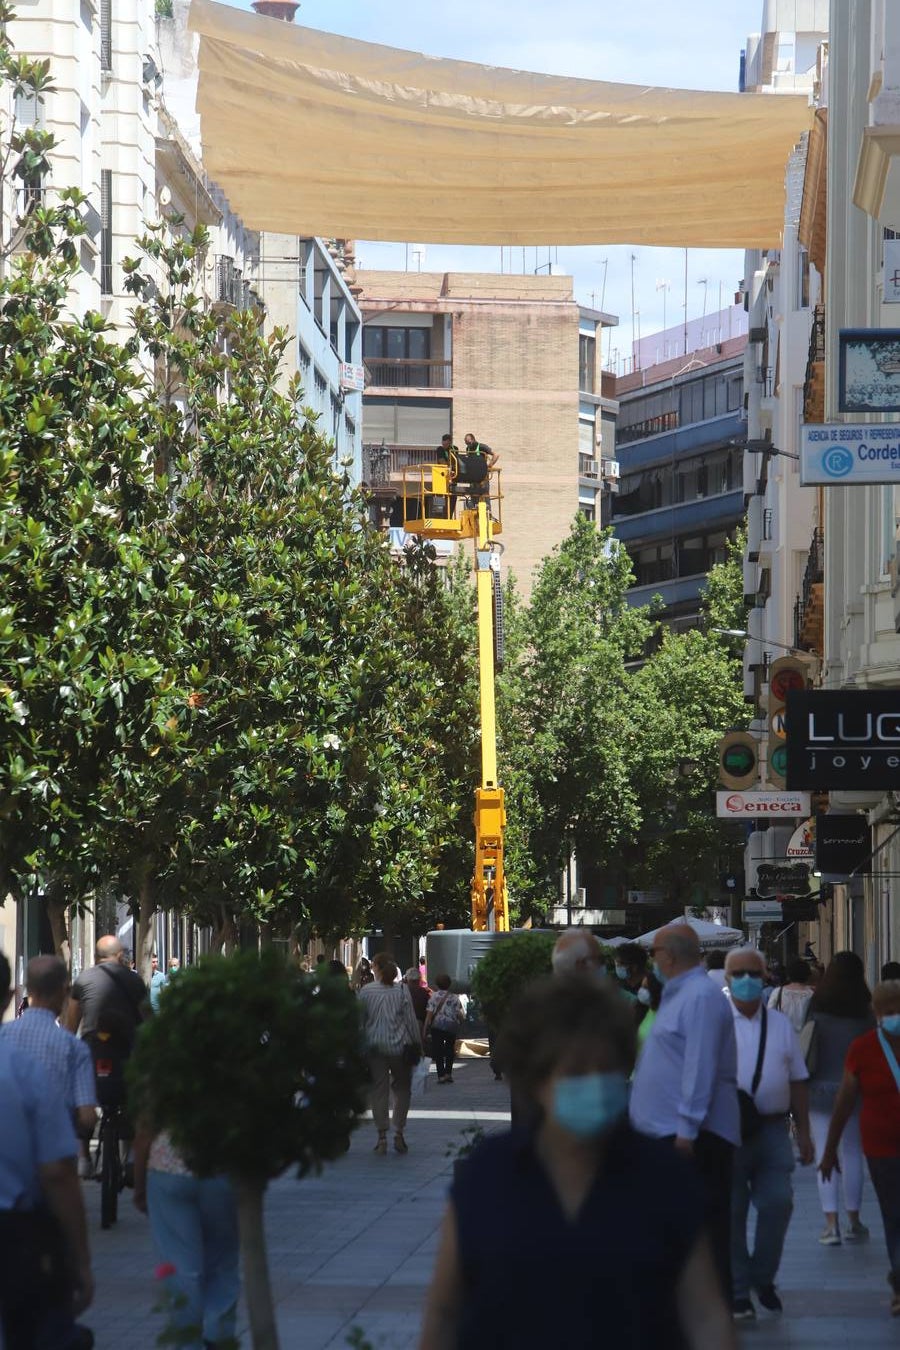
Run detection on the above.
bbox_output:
[401,448,508,932]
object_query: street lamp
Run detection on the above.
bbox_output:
[745,439,800,462]
[711,628,817,658]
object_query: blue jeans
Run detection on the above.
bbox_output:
[731,1118,795,1301]
[148,1170,240,1347]
[867,1155,900,1288]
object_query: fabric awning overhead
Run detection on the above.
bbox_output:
[188,0,813,248]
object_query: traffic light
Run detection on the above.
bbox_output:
[718,731,759,790]
[767,656,809,788]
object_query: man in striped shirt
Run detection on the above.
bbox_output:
[2,955,97,1139]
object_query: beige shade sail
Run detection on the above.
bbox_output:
[188,0,813,248]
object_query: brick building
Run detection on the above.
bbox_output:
[351,270,618,590]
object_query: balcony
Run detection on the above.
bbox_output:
[793,527,824,652]
[617,411,679,447]
[363,358,451,390]
[803,304,826,423]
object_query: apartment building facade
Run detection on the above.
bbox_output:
[353,269,619,587]
[611,330,747,628]
[738,0,829,948]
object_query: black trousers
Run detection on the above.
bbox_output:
[430,1028,456,1078]
[693,1130,735,1304]
[0,1207,73,1350]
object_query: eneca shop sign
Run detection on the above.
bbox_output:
[716,791,811,818]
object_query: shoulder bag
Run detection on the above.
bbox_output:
[737,1005,768,1143]
[877,1028,900,1091]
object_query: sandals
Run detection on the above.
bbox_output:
[373,1132,387,1155]
[394,1132,409,1154]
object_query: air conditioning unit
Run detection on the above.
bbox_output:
[749,326,766,344]
[602,458,620,480]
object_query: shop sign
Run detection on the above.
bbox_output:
[743,900,783,922]
[339,362,365,392]
[815,813,872,877]
[785,689,900,790]
[838,329,900,414]
[755,862,811,899]
[786,817,815,860]
[716,790,811,818]
[801,423,900,484]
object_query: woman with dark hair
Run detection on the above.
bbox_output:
[419,977,736,1350]
[820,980,900,1315]
[808,951,875,1245]
[768,957,813,1032]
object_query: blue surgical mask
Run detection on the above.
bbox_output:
[614,964,628,981]
[652,961,668,985]
[730,974,765,1002]
[881,1014,900,1036]
[552,1072,629,1139]
[637,986,652,1007]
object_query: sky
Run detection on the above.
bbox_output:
[228,0,769,361]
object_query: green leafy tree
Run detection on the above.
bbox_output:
[129,952,368,1350]
[469,930,556,1034]
[497,517,652,919]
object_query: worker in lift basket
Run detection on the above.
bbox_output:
[457,433,498,503]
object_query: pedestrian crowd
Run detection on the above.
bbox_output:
[3,923,900,1350]
[420,924,900,1347]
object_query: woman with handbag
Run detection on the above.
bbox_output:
[424,975,464,1084]
[807,951,874,1245]
[358,958,423,1155]
[819,980,900,1315]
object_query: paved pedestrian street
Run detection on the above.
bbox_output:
[85,1056,897,1349]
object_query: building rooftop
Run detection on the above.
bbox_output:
[352,270,575,305]
[614,333,747,396]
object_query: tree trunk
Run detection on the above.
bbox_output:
[235,1177,279,1350]
[135,869,157,980]
[213,906,237,957]
[44,881,71,965]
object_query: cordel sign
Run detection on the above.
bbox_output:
[716,790,811,819]
[800,424,900,484]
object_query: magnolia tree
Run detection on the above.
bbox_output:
[129,951,368,1350]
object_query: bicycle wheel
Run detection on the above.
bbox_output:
[99,1113,120,1229]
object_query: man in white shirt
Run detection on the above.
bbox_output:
[726,946,814,1323]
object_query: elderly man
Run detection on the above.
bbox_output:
[551,929,605,978]
[0,952,94,1348]
[2,955,97,1140]
[630,923,740,1303]
[65,935,147,1048]
[725,946,814,1322]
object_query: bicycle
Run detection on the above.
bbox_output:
[96,1102,126,1229]
[87,1030,130,1230]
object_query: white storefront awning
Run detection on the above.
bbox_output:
[188,0,813,249]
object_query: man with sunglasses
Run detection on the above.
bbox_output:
[630,923,740,1306]
[726,946,813,1323]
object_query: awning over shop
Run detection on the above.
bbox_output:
[188,0,813,248]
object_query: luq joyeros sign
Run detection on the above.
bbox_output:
[716,790,811,818]
[785,689,900,789]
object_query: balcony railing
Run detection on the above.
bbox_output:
[803,304,826,423]
[793,526,824,650]
[363,443,437,487]
[363,358,452,389]
[617,410,679,446]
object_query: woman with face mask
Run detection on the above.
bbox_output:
[419,977,737,1350]
[820,980,900,1316]
[807,951,875,1245]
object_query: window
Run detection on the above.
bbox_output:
[298,341,311,373]
[363,326,431,361]
[100,169,112,295]
[100,0,112,71]
[797,247,810,310]
[579,333,596,393]
[727,374,743,411]
[579,500,596,522]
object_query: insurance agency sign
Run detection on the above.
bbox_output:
[786,689,900,789]
[800,423,900,485]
